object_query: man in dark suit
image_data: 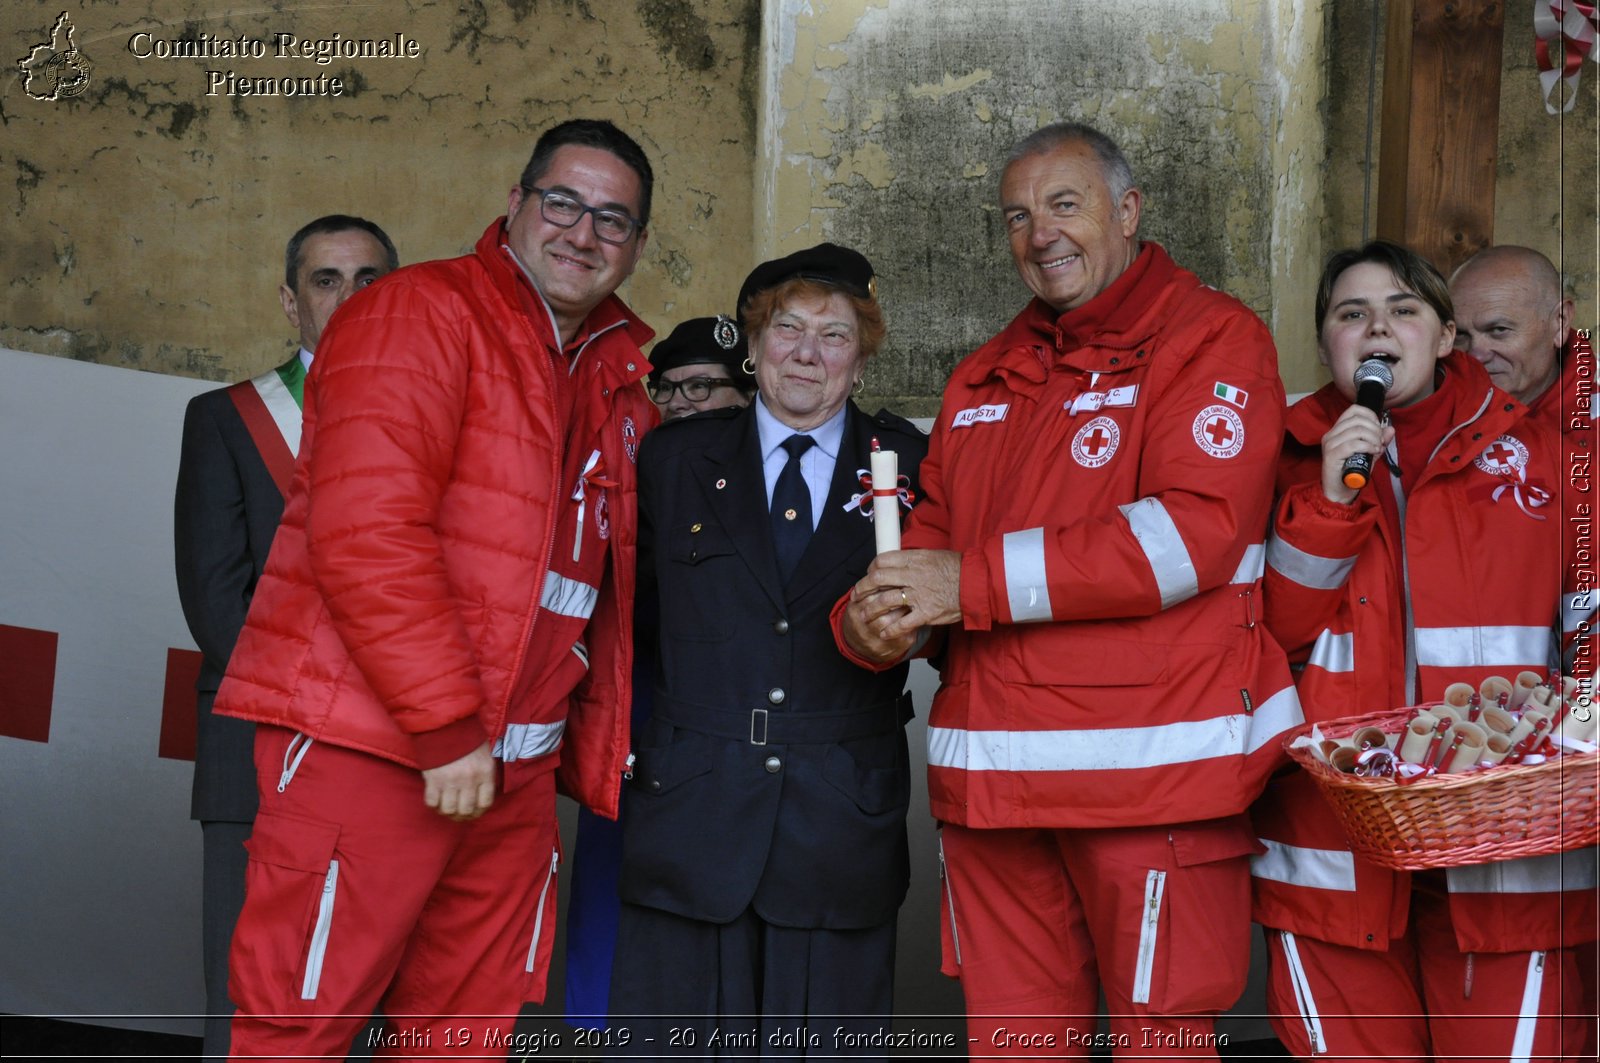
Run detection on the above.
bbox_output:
[173,214,396,1060]
[610,245,928,1050]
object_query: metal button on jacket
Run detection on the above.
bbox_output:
[773,619,790,635]
[767,688,785,705]
[764,756,782,774]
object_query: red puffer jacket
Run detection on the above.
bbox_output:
[1251,352,1597,952]
[215,219,655,818]
[903,243,1302,829]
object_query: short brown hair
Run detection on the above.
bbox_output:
[1315,240,1453,337]
[742,278,887,360]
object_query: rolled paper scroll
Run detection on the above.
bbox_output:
[870,441,901,555]
[1444,721,1487,773]
[1478,705,1517,738]
[1442,682,1475,716]
[1478,675,1512,707]
[1477,732,1514,768]
[1329,745,1362,774]
[1398,711,1443,764]
[1510,670,1542,709]
[1351,726,1390,751]
[1505,707,1550,750]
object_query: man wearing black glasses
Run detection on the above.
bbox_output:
[213,118,657,1058]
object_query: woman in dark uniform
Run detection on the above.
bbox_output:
[610,245,928,1056]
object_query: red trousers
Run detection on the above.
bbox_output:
[1264,877,1589,1062]
[228,727,561,1062]
[938,819,1258,1059]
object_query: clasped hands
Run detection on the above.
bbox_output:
[842,548,962,663]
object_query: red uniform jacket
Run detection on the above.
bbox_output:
[1251,351,1598,952]
[215,219,655,819]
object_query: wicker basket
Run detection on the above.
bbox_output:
[1285,707,1599,870]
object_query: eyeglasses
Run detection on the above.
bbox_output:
[524,186,641,244]
[649,377,738,403]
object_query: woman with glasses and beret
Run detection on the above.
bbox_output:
[609,244,928,1053]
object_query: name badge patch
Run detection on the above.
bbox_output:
[1067,384,1139,415]
[952,403,1009,429]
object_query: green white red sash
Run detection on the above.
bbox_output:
[226,357,304,498]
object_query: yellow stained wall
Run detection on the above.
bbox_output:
[3,0,760,380]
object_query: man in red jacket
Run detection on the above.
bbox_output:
[214,118,657,1059]
[838,122,1299,1057]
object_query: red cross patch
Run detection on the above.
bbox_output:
[1192,404,1245,459]
[1473,434,1528,476]
[622,416,639,463]
[1072,415,1121,468]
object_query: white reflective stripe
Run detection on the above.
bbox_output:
[301,858,339,1000]
[1246,685,1305,754]
[526,848,560,973]
[1265,532,1356,590]
[493,720,567,762]
[1446,848,1600,893]
[1509,951,1545,1063]
[1229,543,1266,584]
[1413,625,1555,669]
[1001,528,1054,622]
[1251,839,1358,892]
[251,369,303,457]
[539,571,600,620]
[1131,870,1165,1004]
[1306,630,1355,673]
[938,836,962,967]
[928,685,1300,772]
[1118,498,1199,608]
[1564,591,1596,634]
[1279,931,1328,1055]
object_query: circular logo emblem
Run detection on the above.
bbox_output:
[1473,434,1529,476]
[1192,404,1245,459]
[595,490,611,540]
[47,50,94,99]
[622,416,639,463]
[712,315,739,350]
[1071,416,1121,468]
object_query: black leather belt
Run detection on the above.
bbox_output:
[653,692,913,746]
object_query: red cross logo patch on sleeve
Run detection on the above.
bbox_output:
[1192,404,1245,459]
[1473,434,1529,476]
[1071,415,1121,468]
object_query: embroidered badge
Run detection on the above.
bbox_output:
[1473,434,1529,476]
[951,402,1009,429]
[1071,415,1121,468]
[595,489,611,540]
[712,315,739,350]
[1193,405,1245,459]
[622,416,639,463]
[1213,382,1249,409]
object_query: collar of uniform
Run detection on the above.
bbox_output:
[1050,240,1168,352]
[754,394,847,468]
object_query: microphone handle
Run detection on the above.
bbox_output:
[1340,379,1388,491]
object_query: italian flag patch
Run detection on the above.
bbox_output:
[1213,382,1248,408]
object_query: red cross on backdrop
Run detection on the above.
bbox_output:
[1204,417,1236,448]
[1485,443,1517,467]
[1082,427,1112,456]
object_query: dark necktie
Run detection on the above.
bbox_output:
[771,434,816,584]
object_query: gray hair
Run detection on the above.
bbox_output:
[1004,122,1136,203]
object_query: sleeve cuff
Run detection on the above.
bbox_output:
[959,545,994,631]
[410,714,490,770]
[829,592,907,672]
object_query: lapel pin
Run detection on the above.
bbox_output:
[784,508,798,521]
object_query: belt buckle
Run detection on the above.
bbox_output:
[750,708,769,746]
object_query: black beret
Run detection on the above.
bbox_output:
[737,243,877,323]
[647,315,751,383]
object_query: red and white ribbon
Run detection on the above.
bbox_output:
[1536,1,1598,114]
[842,468,915,520]
[1491,466,1553,519]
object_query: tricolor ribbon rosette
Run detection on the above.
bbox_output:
[842,468,916,520]
[1536,1,1599,114]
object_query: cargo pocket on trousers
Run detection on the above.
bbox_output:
[1140,819,1259,1014]
[235,810,343,1013]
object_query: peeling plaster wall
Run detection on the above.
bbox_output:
[760,0,1295,416]
[3,0,760,381]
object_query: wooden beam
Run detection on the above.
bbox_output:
[1377,0,1505,276]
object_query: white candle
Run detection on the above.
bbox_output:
[870,443,900,554]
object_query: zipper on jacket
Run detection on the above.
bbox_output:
[300,858,340,1000]
[1131,869,1166,1004]
[278,733,314,793]
[1278,930,1327,1054]
[1509,950,1546,1063]
[525,847,561,973]
[938,838,962,967]
[622,751,635,781]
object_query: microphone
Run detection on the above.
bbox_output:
[1340,358,1393,490]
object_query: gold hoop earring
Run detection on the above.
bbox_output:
[742,356,755,375]
[852,377,864,392]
